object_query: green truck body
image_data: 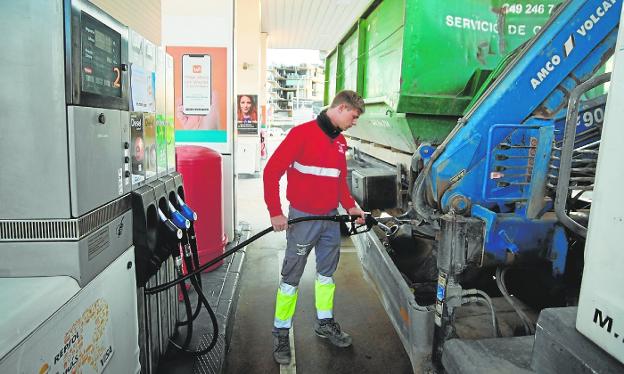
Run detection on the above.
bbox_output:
[325,0,563,153]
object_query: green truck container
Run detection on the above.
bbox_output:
[325,0,563,153]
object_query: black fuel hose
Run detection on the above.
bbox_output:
[176,233,204,326]
[177,271,195,348]
[159,214,374,356]
[145,214,371,295]
[170,267,220,355]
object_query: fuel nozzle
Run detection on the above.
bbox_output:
[337,213,386,236]
[167,201,191,230]
[176,194,197,222]
[364,214,378,230]
[376,221,400,237]
[364,214,399,237]
[158,208,183,240]
[157,207,183,261]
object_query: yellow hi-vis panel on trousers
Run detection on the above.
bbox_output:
[275,283,298,322]
[315,278,335,312]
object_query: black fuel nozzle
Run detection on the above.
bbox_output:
[364,214,378,229]
[330,213,380,236]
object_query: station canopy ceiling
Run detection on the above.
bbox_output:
[261,0,373,51]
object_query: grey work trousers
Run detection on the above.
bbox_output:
[280,206,341,286]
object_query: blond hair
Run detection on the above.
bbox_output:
[330,90,365,114]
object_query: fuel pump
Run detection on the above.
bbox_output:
[0,1,139,372]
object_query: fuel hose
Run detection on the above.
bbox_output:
[146,214,376,295]
[154,214,377,356]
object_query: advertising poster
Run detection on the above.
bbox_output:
[130,112,145,186]
[236,94,258,135]
[182,54,211,115]
[130,64,155,113]
[166,46,227,143]
[156,120,167,176]
[143,113,157,180]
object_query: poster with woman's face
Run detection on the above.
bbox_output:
[237,94,258,135]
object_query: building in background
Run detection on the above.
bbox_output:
[266,63,324,129]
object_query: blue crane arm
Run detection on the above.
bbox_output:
[415,0,621,216]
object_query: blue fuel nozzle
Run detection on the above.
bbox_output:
[176,195,197,221]
[167,201,191,229]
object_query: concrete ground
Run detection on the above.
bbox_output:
[224,135,412,373]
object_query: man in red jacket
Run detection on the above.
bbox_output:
[263,90,366,365]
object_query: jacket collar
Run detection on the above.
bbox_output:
[316,110,341,139]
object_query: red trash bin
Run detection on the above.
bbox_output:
[176,146,227,272]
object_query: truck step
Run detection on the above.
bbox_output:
[443,307,624,374]
[532,307,624,374]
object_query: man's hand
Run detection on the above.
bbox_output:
[347,207,366,225]
[271,215,289,231]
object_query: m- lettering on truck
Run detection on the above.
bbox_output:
[324,0,624,371]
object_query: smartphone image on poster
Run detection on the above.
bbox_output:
[182,54,212,115]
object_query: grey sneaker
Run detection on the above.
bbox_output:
[314,318,352,347]
[272,329,291,364]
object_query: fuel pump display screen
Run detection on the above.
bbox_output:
[80,12,122,98]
